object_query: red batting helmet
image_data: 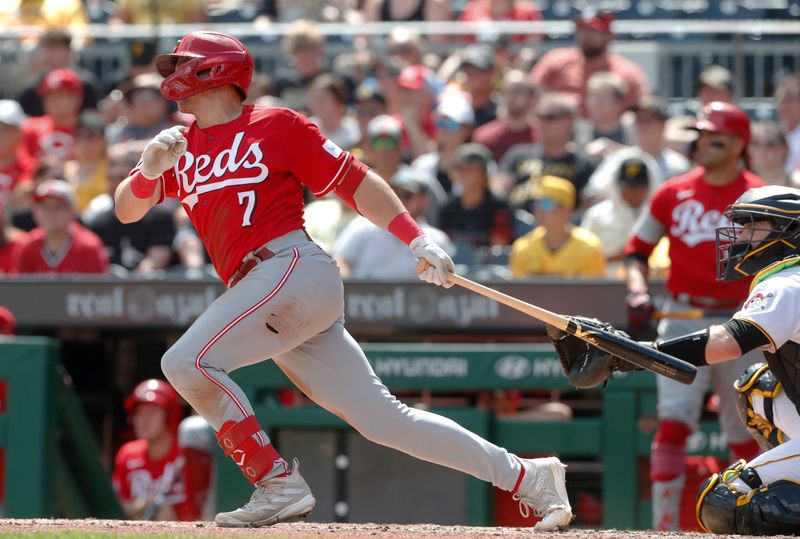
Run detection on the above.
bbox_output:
[156,31,254,101]
[690,101,751,146]
[124,379,183,431]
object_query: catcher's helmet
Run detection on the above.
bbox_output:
[124,379,183,430]
[690,101,751,147]
[156,31,254,101]
[716,186,800,281]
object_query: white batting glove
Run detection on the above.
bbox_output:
[139,126,188,179]
[410,235,455,288]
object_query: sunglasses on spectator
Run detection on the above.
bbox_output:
[435,117,462,131]
[536,111,569,122]
[708,140,729,150]
[535,198,562,212]
[751,139,783,149]
[371,136,400,150]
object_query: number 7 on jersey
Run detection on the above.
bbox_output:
[237,190,256,227]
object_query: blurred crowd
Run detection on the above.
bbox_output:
[0,3,798,284]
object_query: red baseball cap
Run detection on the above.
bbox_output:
[575,9,614,33]
[0,307,16,336]
[397,65,434,91]
[38,68,83,97]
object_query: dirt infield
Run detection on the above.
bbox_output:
[0,520,791,539]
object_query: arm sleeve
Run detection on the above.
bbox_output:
[731,277,800,352]
[720,318,772,355]
[282,112,369,198]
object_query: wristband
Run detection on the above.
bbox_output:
[388,211,424,245]
[130,171,158,199]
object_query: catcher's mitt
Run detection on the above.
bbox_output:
[546,316,635,389]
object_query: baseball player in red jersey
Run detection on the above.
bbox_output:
[624,102,763,530]
[114,32,572,530]
[113,380,193,520]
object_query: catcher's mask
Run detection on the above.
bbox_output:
[716,186,800,281]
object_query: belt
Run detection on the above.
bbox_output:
[672,293,741,312]
[227,244,275,288]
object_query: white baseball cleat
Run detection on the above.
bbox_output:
[215,458,316,527]
[513,456,573,531]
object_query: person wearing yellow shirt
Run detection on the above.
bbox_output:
[509,175,606,278]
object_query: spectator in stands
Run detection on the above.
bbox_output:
[15,180,107,274]
[459,44,499,127]
[509,175,605,278]
[334,167,452,278]
[747,121,795,186]
[385,28,427,67]
[631,96,691,180]
[776,73,800,174]
[697,65,733,105]
[352,84,388,156]
[63,112,108,212]
[530,9,648,116]
[0,197,24,275]
[439,143,514,258]
[362,0,451,24]
[583,97,689,201]
[108,73,173,145]
[274,20,329,110]
[112,0,207,24]
[473,70,539,162]
[412,92,475,198]
[0,100,34,198]
[580,154,657,264]
[21,68,83,162]
[308,73,360,150]
[0,306,15,336]
[361,115,405,181]
[396,64,439,157]
[501,93,595,207]
[371,57,404,115]
[304,194,358,254]
[17,29,98,116]
[577,72,635,162]
[458,0,543,42]
[10,161,60,231]
[84,150,175,274]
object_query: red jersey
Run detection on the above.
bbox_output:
[112,439,192,519]
[529,48,649,116]
[0,232,24,274]
[0,151,35,194]
[151,106,368,284]
[20,116,75,161]
[625,167,764,302]
[15,221,108,274]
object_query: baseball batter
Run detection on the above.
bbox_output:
[623,102,763,530]
[114,32,571,530]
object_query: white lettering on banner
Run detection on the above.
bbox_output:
[346,288,500,326]
[175,132,270,209]
[65,286,219,324]
[372,357,469,378]
[494,356,532,380]
[669,199,730,247]
[531,358,566,378]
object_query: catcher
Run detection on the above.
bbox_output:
[549,185,800,535]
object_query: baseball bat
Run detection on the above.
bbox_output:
[447,274,697,385]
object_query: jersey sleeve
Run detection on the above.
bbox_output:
[732,276,800,352]
[282,112,368,198]
[624,186,669,258]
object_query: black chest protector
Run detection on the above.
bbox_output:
[764,340,800,412]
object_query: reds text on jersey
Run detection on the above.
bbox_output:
[626,167,763,301]
[149,106,368,284]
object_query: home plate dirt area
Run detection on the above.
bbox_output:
[0,520,793,539]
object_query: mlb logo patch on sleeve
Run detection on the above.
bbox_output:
[323,139,343,158]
